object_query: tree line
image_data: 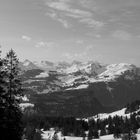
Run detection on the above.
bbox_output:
[22,100,140,140]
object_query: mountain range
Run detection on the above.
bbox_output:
[20,59,140,117]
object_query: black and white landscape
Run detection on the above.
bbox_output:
[1,0,140,140]
[20,60,140,117]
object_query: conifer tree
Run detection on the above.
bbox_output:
[0,49,5,106]
[88,127,94,140]
[0,49,8,140]
[0,49,23,140]
[4,49,22,105]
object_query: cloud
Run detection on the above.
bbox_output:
[57,18,71,28]
[43,0,140,38]
[63,52,87,60]
[46,11,71,28]
[112,30,132,40]
[46,0,92,18]
[79,18,104,29]
[35,42,46,48]
[45,0,104,29]
[63,53,73,60]
[85,45,93,51]
[76,40,84,44]
[74,52,87,58]
[46,0,70,12]
[63,44,93,61]
[95,34,101,38]
[22,35,31,41]
[35,41,56,48]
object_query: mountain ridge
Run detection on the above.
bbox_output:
[20,59,140,117]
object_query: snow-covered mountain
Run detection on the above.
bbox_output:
[59,61,105,75]
[19,59,39,71]
[34,60,55,71]
[98,63,138,81]
[20,60,140,116]
[20,60,140,92]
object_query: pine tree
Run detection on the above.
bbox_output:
[88,127,94,140]
[4,49,22,104]
[100,128,106,136]
[93,129,99,139]
[0,50,6,103]
[0,49,23,140]
[0,49,9,140]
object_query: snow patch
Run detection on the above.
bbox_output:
[66,84,88,90]
[75,84,89,89]
[22,95,29,102]
[20,103,34,110]
[35,71,49,78]
[23,61,30,66]
[90,107,140,121]
[41,130,63,140]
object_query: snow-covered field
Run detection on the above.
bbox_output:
[88,107,140,121]
[41,132,140,140]
[20,103,34,110]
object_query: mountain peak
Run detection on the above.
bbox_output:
[20,59,39,70]
[23,59,32,66]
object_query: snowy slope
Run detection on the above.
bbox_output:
[62,63,91,74]
[20,103,34,110]
[41,131,140,140]
[98,63,137,81]
[41,133,120,140]
[89,107,140,121]
[35,71,49,78]
[61,61,105,75]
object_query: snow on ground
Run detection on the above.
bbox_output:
[75,84,89,89]
[62,63,92,74]
[41,130,83,140]
[41,132,140,140]
[41,130,63,140]
[66,84,89,90]
[136,134,140,139]
[93,108,128,120]
[41,127,140,140]
[20,103,34,110]
[22,95,29,102]
[23,60,31,66]
[41,130,55,140]
[35,71,49,78]
[64,136,83,140]
[100,134,121,140]
[89,107,140,121]
[63,63,137,89]
[98,63,134,81]
[23,79,46,84]
[64,75,84,86]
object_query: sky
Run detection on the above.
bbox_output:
[0,0,140,66]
